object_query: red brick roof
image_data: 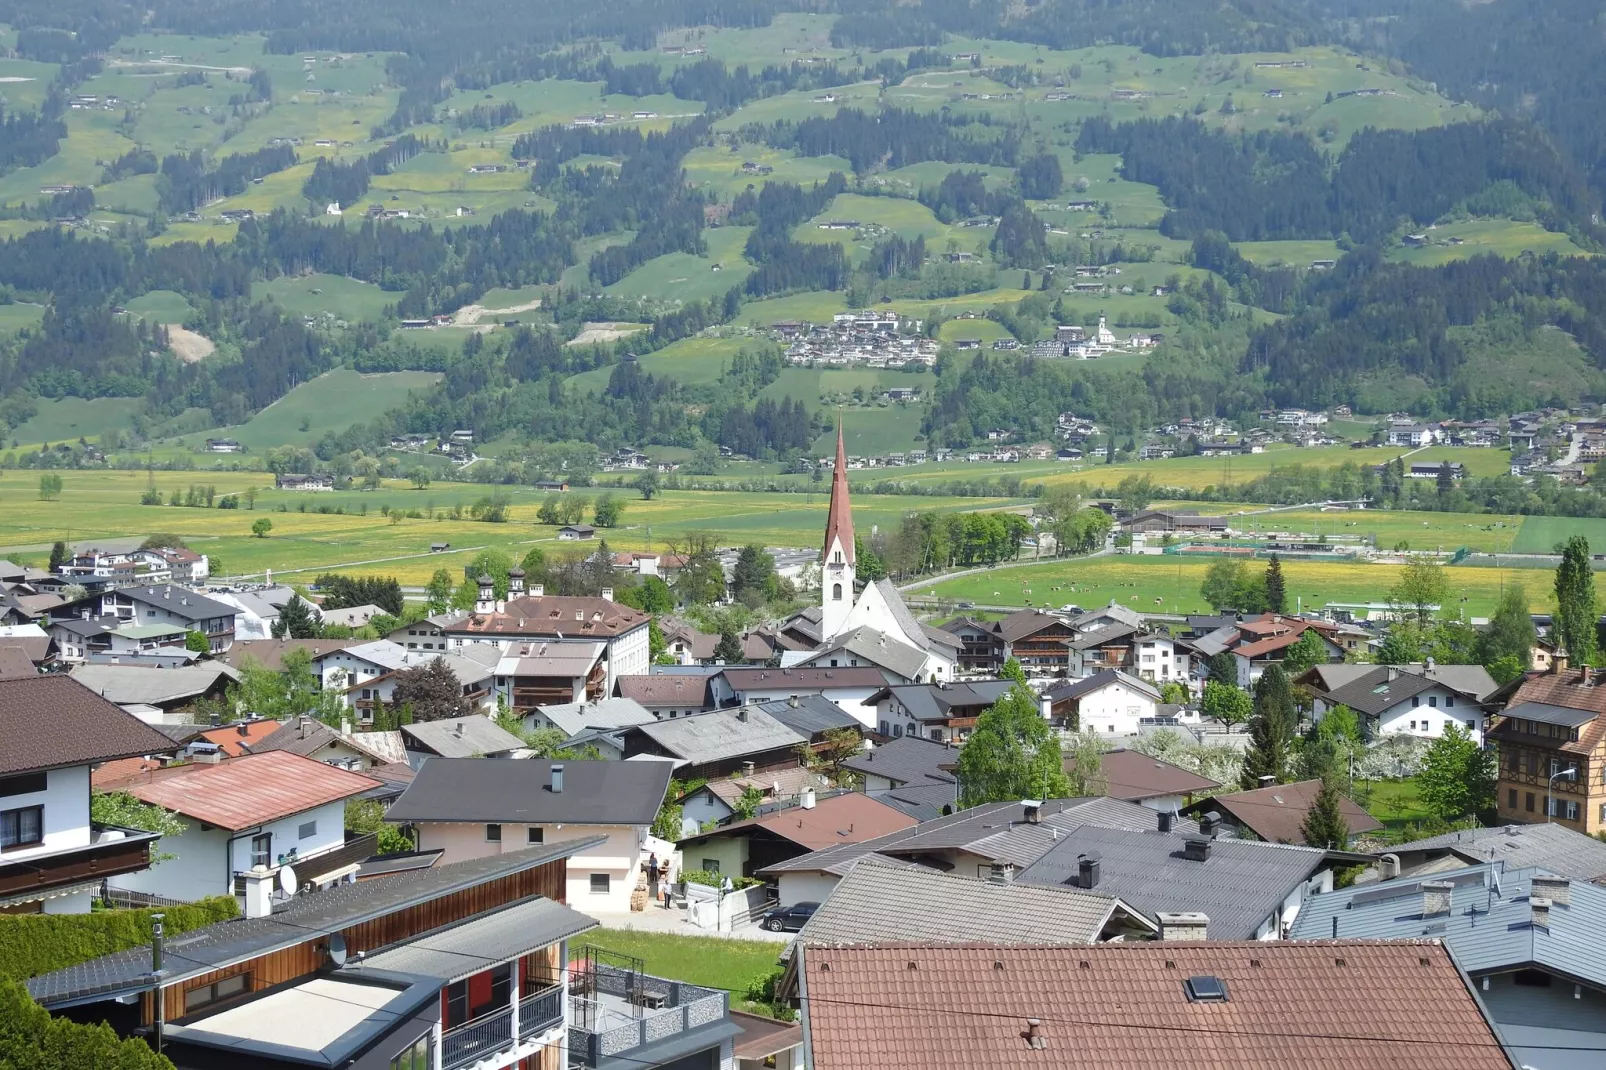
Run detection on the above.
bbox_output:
[0,676,177,776]
[116,750,379,830]
[801,941,1513,1070]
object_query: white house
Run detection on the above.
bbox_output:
[0,677,175,914]
[106,751,380,905]
[1132,634,1191,687]
[385,759,675,913]
[310,640,498,722]
[1304,663,1497,744]
[1044,669,1169,734]
[716,666,890,728]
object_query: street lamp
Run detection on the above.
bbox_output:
[1547,765,1578,823]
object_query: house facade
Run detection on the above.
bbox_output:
[1489,662,1606,833]
[1045,670,1165,734]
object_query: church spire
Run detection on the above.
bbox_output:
[823,417,855,564]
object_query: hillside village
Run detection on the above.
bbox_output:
[4,429,1606,1070]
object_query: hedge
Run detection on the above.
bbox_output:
[0,980,172,1069]
[0,897,238,984]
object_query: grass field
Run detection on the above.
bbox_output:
[1031,444,1512,493]
[1357,778,1432,838]
[177,369,442,451]
[575,929,784,1015]
[7,398,145,447]
[0,302,46,337]
[124,290,196,323]
[1511,517,1606,555]
[260,273,398,322]
[918,554,1544,618]
[605,226,755,304]
[1388,219,1591,266]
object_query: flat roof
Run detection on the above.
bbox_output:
[185,977,402,1052]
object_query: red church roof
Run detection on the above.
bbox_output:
[824,420,855,563]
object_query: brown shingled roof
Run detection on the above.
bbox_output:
[0,676,177,776]
[1192,778,1383,845]
[801,941,1514,1070]
[1499,667,1606,755]
[0,644,36,679]
[1072,747,1220,801]
[451,595,648,638]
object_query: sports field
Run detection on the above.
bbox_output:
[1511,517,1606,555]
[918,555,1546,618]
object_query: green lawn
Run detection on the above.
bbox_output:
[0,302,46,337]
[576,928,785,1009]
[1388,219,1591,266]
[125,290,196,323]
[1358,778,1432,837]
[1512,516,1606,556]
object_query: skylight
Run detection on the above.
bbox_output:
[1184,976,1228,1003]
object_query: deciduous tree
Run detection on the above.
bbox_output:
[1554,536,1598,666]
[1418,723,1497,822]
[956,659,1070,806]
[391,657,471,723]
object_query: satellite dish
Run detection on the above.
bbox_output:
[279,865,298,897]
[328,934,348,967]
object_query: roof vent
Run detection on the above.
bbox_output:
[1183,837,1212,862]
[1184,976,1228,1003]
[1199,813,1222,839]
[1157,810,1175,834]
[551,764,564,794]
[1023,1019,1045,1050]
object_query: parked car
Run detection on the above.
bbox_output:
[760,902,819,932]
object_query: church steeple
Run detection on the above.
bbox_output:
[820,417,856,639]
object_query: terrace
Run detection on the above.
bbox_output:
[568,949,731,1068]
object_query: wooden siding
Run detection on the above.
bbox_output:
[146,858,567,1025]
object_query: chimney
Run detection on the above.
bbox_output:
[454,721,464,737]
[244,865,275,919]
[1531,896,1553,930]
[736,708,748,723]
[1386,666,1398,682]
[800,787,816,810]
[531,584,544,598]
[1421,880,1454,917]
[1156,911,1210,941]
[1200,812,1222,839]
[742,760,756,777]
[1157,810,1175,834]
[298,716,309,740]
[1553,649,1569,674]
[340,718,351,738]
[1023,800,1042,825]
[508,568,525,596]
[788,695,800,708]
[1531,875,1571,907]
[989,861,1016,884]
[551,764,564,793]
[1024,1019,1044,1050]
[237,722,248,736]
[601,587,614,602]
[1076,852,1100,888]
[1183,837,1212,862]
[1380,853,1401,880]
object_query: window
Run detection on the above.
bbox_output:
[390,1034,430,1070]
[831,583,843,601]
[1508,788,1517,809]
[485,824,501,842]
[930,728,942,741]
[298,820,317,840]
[1411,696,1419,708]
[879,720,889,735]
[250,833,272,868]
[1429,696,1438,708]
[1445,696,1455,708]
[892,724,902,738]
[1566,801,1580,821]
[1410,721,1417,731]
[0,773,46,798]
[702,859,720,873]
[1465,720,1475,732]
[184,973,249,1013]
[1525,792,1535,812]
[590,873,610,895]
[1550,758,1563,777]
[1508,750,1520,772]
[0,806,43,850]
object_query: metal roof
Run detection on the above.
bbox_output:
[1501,701,1600,729]
[400,715,525,757]
[384,757,671,826]
[841,734,959,787]
[361,895,598,982]
[792,860,1152,950]
[1291,863,1606,988]
[117,750,380,830]
[1016,825,1331,939]
[26,837,606,1007]
[1389,822,1606,881]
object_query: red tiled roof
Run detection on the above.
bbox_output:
[452,595,648,638]
[92,756,165,789]
[1503,668,1606,754]
[801,941,1512,1070]
[823,420,855,563]
[688,791,915,851]
[116,750,380,830]
[0,676,177,776]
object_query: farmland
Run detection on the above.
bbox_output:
[918,554,1544,618]
[173,369,443,452]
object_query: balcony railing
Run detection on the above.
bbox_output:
[438,983,564,1070]
[568,964,727,1067]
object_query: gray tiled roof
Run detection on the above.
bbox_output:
[362,895,598,982]
[26,837,605,1007]
[400,715,524,757]
[1290,863,1606,988]
[1016,825,1330,939]
[809,625,928,681]
[385,758,671,826]
[1043,668,1160,703]
[534,697,658,736]
[67,662,238,707]
[792,861,1150,950]
[860,681,1014,725]
[626,705,805,764]
[1388,821,1606,881]
[871,782,960,822]
[758,695,860,738]
[841,734,959,787]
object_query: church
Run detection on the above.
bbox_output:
[778,424,960,688]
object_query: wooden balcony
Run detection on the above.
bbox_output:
[0,825,160,900]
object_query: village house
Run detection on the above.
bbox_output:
[677,790,915,882]
[1301,661,1499,743]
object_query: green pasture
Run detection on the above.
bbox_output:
[939,318,1013,344]
[124,290,196,323]
[1233,239,1345,267]
[0,111,136,208]
[5,397,145,447]
[94,174,163,215]
[177,368,442,451]
[1388,219,1591,266]
[1031,444,1509,493]
[260,273,397,322]
[919,554,1543,618]
[683,145,850,200]
[0,58,57,111]
[606,226,754,303]
[1511,517,1606,556]
[0,302,46,337]
[658,13,845,68]
[710,80,881,131]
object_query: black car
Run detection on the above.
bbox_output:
[759,901,818,932]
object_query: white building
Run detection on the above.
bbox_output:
[1044,669,1167,735]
